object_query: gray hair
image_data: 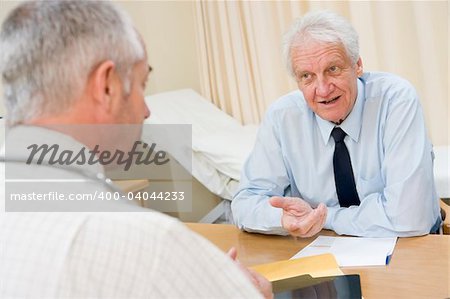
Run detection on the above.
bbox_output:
[0,1,145,125]
[282,11,359,77]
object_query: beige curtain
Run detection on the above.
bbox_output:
[194,1,448,145]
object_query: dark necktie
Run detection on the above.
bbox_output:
[331,127,360,207]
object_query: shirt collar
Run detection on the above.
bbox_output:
[2,125,106,175]
[315,78,365,145]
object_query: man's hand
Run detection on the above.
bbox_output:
[269,196,327,237]
[227,247,273,299]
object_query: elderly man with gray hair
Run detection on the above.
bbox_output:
[0,1,272,298]
[232,11,441,237]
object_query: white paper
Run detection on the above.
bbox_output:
[291,236,397,267]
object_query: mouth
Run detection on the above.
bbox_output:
[319,96,340,105]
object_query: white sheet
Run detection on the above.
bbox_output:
[145,89,257,199]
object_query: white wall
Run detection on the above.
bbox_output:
[117,1,201,96]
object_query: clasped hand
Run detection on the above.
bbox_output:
[270,196,327,237]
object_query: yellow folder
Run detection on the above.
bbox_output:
[250,253,343,282]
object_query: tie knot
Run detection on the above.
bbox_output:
[331,127,346,143]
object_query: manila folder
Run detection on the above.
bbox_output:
[250,253,343,282]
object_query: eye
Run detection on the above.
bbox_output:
[299,72,313,83]
[328,65,340,73]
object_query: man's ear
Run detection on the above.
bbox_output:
[356,57,363,77]
[90,60,118,111]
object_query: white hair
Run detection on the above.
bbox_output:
[282,11,359,77]
[0,1,145,125]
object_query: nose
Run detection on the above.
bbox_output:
[144,102,151,119]
[315,76,334,98]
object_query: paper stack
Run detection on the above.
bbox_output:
[291,236,397,267]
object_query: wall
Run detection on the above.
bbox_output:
[118,1,201,96]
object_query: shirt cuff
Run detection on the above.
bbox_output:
[324,206,338,230]
[241,205,288,235]
[265,205,288,235]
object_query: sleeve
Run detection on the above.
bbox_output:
[326,81,440,237]
[147,219,264,299]
[231,108,290,235]
[58,213,263,298]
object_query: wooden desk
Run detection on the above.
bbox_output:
[187,223,450,299]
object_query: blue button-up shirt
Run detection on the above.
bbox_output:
[232,72,440,237]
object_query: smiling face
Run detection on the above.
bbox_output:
[291,40,362,124]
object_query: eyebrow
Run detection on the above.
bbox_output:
[328,59,342,66]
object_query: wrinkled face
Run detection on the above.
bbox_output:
[291,41,362,124]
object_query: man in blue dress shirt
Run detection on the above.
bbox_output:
[232,11,441,237]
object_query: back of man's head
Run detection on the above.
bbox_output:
[0,1,144,126]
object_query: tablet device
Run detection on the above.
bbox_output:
[273,274,362,299]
